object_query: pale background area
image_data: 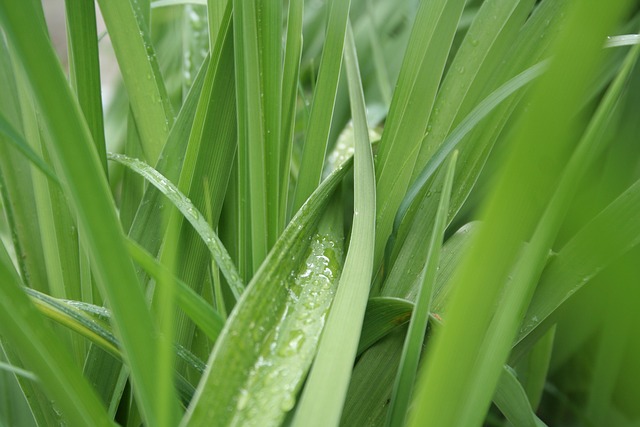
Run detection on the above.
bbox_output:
[42,0,120,107]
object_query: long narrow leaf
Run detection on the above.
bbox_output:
[291,23,376,427]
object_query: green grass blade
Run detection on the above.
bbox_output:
[109,152,245,298]
[0,241,56,426]
[0,2,181,424]
[494,366,547,427]
[0,361,37,382]
[292,0,351,212]
[385,151,457,427]
[514,175,640,360]
[0,247,112,426]
[163,5,236,325]
[258,0,283,248]
[384,0,569,292]
[234,0,269,270]
[96,0,173,164]
[291,23,376,427]
[358,297,412,355]
[65,0,107,174]
[125,237,224,342]
[517,326,556,410]
[280,0,304,229]
[373,0,466,268]
[23,288,208,377]
[182,157,352,426]
[0,114,58,183]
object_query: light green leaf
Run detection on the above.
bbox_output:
[292,23,376,427]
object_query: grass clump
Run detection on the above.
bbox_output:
[1,0,640,426]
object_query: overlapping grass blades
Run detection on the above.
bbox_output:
[409,1,633,425]
[182,154,352,425]
[0,1,180,424]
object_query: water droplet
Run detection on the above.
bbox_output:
[280,394,296,411]
[470,38,479,47]
[237,389,249,410]
[187,206,199,219]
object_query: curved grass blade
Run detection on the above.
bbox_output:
[125,237,224,342]
[182,165,351,426]
[385,151,457,427]
[0,2,180,423]
[108,152,244,299]
[291,23,376,427]
[24,288,208,380]
[494,366,548,427]
[0,114,58,183]
[358,297,412,356]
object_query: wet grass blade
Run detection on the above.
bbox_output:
[109,152,245,298]
[291,24,376,427]
[182,157,352,426]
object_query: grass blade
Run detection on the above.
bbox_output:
[182,154,352,426]
[65,0,107,174]
[385,151,457,427]
[96,0,174,164]
[291,23,376,427]
[0,245,112,426]
[109,152,245,298]
[292,0,351,212]
[494,366,547,427]
[373,0,466,268]
[358,297,412,356]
